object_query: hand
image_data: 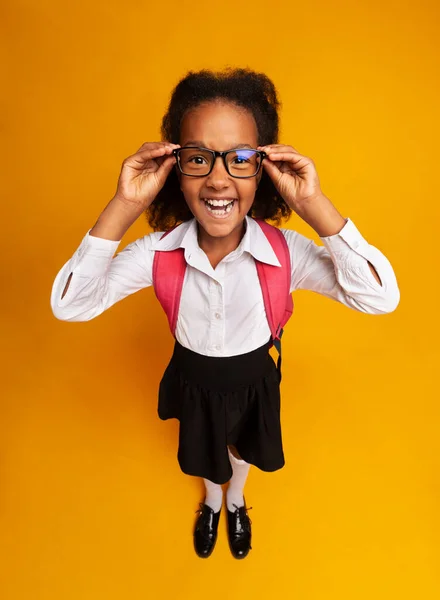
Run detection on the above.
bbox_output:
[113,141,180,209]
[257,144,323,210]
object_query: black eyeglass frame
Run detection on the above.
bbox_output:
[172,146,267,179]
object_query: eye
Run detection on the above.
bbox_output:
[232,155,250,164]
[232,149,256,163]
[188,154,209,164]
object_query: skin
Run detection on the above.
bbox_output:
[176,100,263,269]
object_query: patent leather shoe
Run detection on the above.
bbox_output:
[227,499,252,559]
[193,502,221,558]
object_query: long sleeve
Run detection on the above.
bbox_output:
[281,218,400,314]
[50,229,158,322]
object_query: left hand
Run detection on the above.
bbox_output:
[257,144,323,209]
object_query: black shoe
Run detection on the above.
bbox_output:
[227,499,253,559]
[193,502,221,558]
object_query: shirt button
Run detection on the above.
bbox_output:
[352,240,360,249]
[215,312,221,319]
[215,345,221,351]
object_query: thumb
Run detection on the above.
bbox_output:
[262,158,281,183]
[155,154,176,186]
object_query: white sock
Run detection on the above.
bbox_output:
[203,478,223,513]
[226,448,251,512]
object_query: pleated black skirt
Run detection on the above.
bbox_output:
[158,339,285,484]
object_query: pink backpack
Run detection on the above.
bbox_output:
[152,219,293,369]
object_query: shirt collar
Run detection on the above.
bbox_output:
[149,215,281,267]
[150,218,198,252]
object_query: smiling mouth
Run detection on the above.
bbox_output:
[201,198,237,216]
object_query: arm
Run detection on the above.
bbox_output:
[57,195,141,301]
[51,140,182,319]
[50,196,159,322]
[290,193,383,285]
[257,145,398,309]
[281,219,400,315]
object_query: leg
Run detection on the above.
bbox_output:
[203,477,223,513]
[193,478,223,559]
[226,445,252,559]
[226,445,251,512]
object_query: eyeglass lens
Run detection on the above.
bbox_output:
[177,148,262,177]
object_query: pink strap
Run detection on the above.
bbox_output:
[152,219,293,340]
[254,220,293,341]
[152,227,186,335]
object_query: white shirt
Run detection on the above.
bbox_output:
[50,215,400,357]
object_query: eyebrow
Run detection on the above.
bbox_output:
[183,140,254,150]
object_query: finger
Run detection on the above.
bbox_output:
[138,141,180,148]
[264,151,305,163]
[261,148,301,156]
[156,154,177,182]
[136,141,180,153]
[258,144,301,154]
[127,145,176,168]
[262,158,282,179]
[135,142,165,152]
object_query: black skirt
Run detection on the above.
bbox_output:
[158,339,285,485]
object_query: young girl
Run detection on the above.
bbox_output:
[50,68,400,560]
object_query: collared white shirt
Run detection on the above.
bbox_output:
[50,215,400,357]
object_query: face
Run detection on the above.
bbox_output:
[176,100,263,240]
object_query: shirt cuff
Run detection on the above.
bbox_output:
[320,217,372,259]
[70,229,121,277]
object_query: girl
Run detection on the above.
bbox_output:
[50,68,400,560]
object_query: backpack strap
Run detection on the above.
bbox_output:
[152,221,294,375]
[152,226,186,336]
[254,219,294,378]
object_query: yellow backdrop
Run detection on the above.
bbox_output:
[2,0,439,598]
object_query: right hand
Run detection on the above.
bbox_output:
[113,141,180,210]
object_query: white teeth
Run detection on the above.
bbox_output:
[205,202,234,216]
[203,199,235,207]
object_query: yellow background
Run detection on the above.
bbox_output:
[2,0,439,598]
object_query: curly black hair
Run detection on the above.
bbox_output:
[146,67,292,231]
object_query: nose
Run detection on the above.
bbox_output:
[205,155,231,189]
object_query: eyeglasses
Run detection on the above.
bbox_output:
[173,146,267,178]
